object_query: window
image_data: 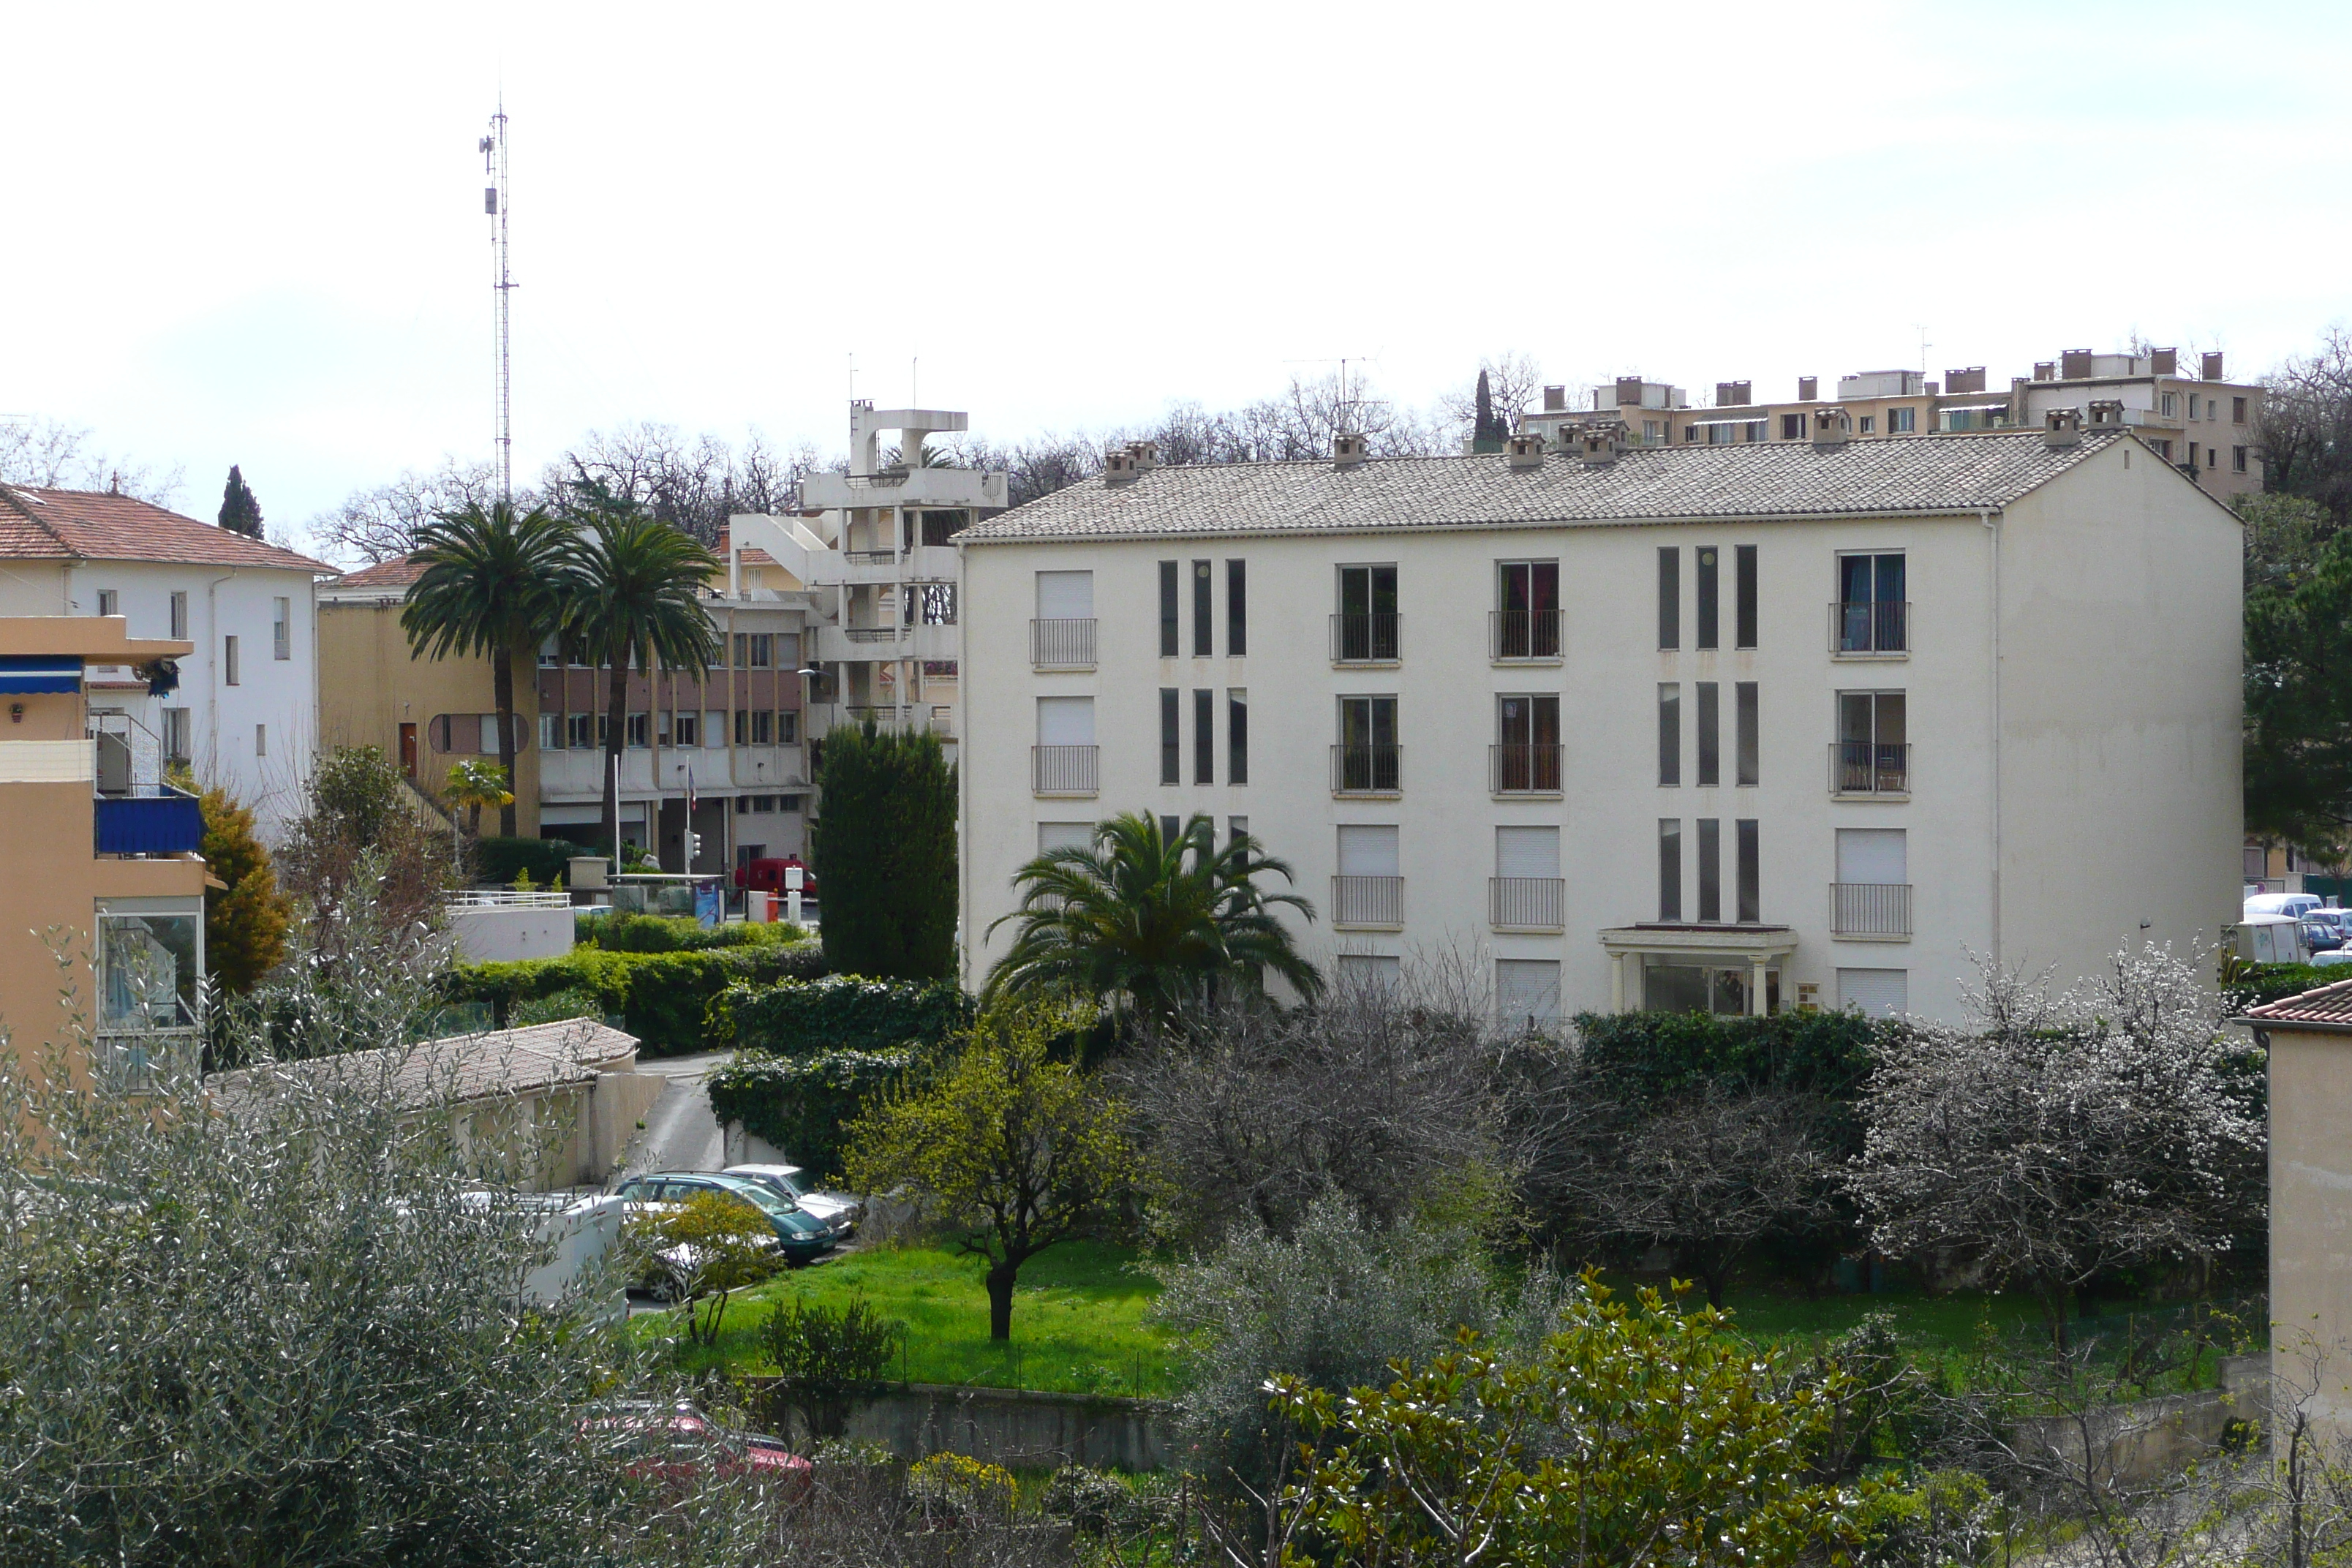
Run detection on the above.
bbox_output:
[734,709,748,746]
[96,908,201,1039]
[704,709,725,745]
[1337,696,1400,792]
[1656,548,1680,649]
[778,711,797,744]
[1496,560,1560,658]
[480,714,501,755]
[598,713,611,747]
[1496,694,1561,791]
[733,633,748,668]
[1228,690,1248,785]
[1229,815,1248,845]
[1038,821,1095,855]
[1735,545,1757,648]
[1735,682,1758,786]
[1658,819,1683,921]
[2235,445,2249,473]
[749,634,773,668]
[1160,814,1182,845]
[2234,396,2249,424]
[1226,559,1247,655]
[1697,818,1722,921]
[1191,560,1213,653]
[675,710,698,747]
[2152,438,2174,461]
[272,597,290,660]
[1837,968,1907,1017]
[1194,689,1214,785]
[1781,413,1803,440]
[162,707,190,763]
[1657,684,1681,786]
[626,712,648,748]
[1158,562,1179,656]
[169,591,187,640]
[1736,818,1760,922]
[1836,553,1907,653]
[2160,391,2179,418]
[255,723,267,758]
[1836,691,1907,793]
[1694,682,1720,787]
[1335,823,1401,928]
[1695,547,1719,649]
[540,635,560,668]
[1161,688,1180,784]
[1858,415,1876,435]
[540,712,561,750]
[1496,959,1563,1030]
[750,710,772,745]
[1888,406,1915,434]
[96,589,117,617]
[656,709,672,747]
[2189,394,2201,421]
[223,635,240,686]
[1336,565,1400,661]
[568,712,593,749]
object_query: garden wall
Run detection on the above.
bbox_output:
[2011,1354,2272,1487]
[742,1377,1173,1471]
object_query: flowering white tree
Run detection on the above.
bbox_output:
[1849,945,2265,1344]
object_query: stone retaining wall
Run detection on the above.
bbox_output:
[742,1377,1174,1471]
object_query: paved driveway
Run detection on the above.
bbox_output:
[620,1049,734,1177]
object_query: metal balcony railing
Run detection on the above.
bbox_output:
[1331,743,1403,795]
[1033,745,1099,796]
[843,626,906,643]
[1330,612,1402,664]
[1030,618,1098,669]
[1490,877,1565,931]
[842,548,900,563]
[1490,608,1564,662]
[1830,742,1910,796]
[1331,875,1405,929]
[1831,882,1912,938]
[1831,600,1910,655]
[1490,743,1564,794]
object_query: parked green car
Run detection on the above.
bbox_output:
[614,1171,837,1266]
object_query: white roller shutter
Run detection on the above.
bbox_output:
[1837,968,1908,1018]
[1496,826,1561,878]
[1036,570,1094,619]
[1835,828,1907,883]
[1036,696,1095,745]
[1337,824,1400,876]
[1337,954,1401,992]
[1037,822,1095,853]
[1496,959,1563,1028]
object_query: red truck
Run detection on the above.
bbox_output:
[733,855,817,898]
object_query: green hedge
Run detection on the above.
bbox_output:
[2225,962,2338,1012]
[446,942,826,1056]
[709,976,975,1057]
[705,1047,923,1183]
[574,911,815,954]
[1572,1008,1881,1104]
[472,837,590,886]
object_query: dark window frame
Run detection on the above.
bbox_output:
[1735,682,1758,786]
[1226,559,1247,656]
[1158,562,1179,657]
[1695,546,1719,650]
[1657,683,1681,787]
[1657,548,1680,649]
[1193,688,1214,785]
[1735,544,1757,649]
[1695,682,1720,788]
[1228,689,1248,785]
[1736,818,1760,922]
[1192,559,1213,657]
[1697,818,1722,922]
[1159,687,1180,784]
[1658,819,1682,922]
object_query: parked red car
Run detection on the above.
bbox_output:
[584,1400,811,1494]
[734,856,817,898]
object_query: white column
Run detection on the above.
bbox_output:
[1610,952,1626,1014]
[1749,957,1768,1016]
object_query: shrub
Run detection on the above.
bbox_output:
[2224,960,2334,1011]
[711,975,973,1056]
[1040,1465,1153,1539]
[624,1191,783,1346]
[812,723,957,980]
[447,942,826,1055]
[189,779,291,995]
[761,1293,906,1439]
[473,836,588,887]
[705,1047,923,1180]
[576,911,815,955]
[510,987,608,1027]
[908,1452,1016,1526]
[1572,1006,1880,1104]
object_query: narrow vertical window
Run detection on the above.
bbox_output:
[1158,562,1178,657]
[96,589,117,617]
[1658,819,1683,921]
[169,591,187,640]
[1735,544,1757,649]
[1227,690,1248,784]
[1656,547,1680,649]
[1695,682,1719,787]
[272,597,291,660]
[224,635,240,687]
[1695,546,1719,649]
[1160,688,1180,784]
[1194,689,1214,784]
[1657,683,1681,786]
[1226,559,1247,656]
[255,723,268,758]
[1736,819,1760,922]
[1735,681,1758,786]
[1697,818,1721,921]
[1192,559,1213,656]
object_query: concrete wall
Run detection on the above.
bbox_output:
[741,1376,1172,1471]
[445,904,573,962]
[2269,1023,2352,1435]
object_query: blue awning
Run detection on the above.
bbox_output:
[0,656,83,693]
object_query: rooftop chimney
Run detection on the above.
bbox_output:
[2202,350,2225,380]
[1574,417,1629,467]
[2087,399,2125,429]
[1797,375,1819,402]
[2043,407,2083,448]
[2150,347,2178,377]
[1126,440,1158,472]
[1810,407,1851,448]
[1104,448,1142,484]
[1333,431,1371,470]
[1945,366,1987,396]
[2060,349,2093,380]
[1714,380,1752,407]
[2034,361,2056,381]
[1542,385,1567,412]
[1614,376,1646,408]
[1505,432,1545,471]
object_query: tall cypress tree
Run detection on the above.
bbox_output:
[218,466,263,538]
[1471,369,1505,453]
[809,722,958,980]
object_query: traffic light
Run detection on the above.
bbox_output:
[683,831,701,866]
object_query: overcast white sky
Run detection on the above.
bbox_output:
[4,2,2348,556]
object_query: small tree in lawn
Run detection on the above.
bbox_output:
[627,1190,782,1348]
[843,998,1133,1341]
[810,721,957,981]
[763,1294,906,1439]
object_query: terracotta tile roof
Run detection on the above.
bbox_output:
[0,486,333,572]
[960,429,2132,546]
[207,1018,641,1112]
[320,554,429,595]
[2241,980,2352,1029]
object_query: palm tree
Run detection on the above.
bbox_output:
[560,493,722,861]
[984,812,1322,1025]
[399,500,575,837]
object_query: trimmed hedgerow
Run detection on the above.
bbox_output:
[704,1046,925,1183]
[707,976,974,1058]
[2223,961,2337,1012]
[1571,1008,1880,1106]
[572,911,814,954]
[472,837,590,887]
[445,942,827,1056]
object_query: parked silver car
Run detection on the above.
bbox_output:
[721,1163,862,1239]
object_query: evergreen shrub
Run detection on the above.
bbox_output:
[446,942,823,1055]
[709,975,973,1056]
[705,1046,924,1180]
[472,837,587,886]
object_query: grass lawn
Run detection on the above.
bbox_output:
[642,1240,1175,1398]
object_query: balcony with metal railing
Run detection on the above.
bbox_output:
[1030,619,1097,671]
[1330,612,1402,665]
[88,709,202,856]
[1490,743,1564,796]
[1331,875,1404,930]
[1831,600,1910,657]
[1033,745,1099,796]
[1829,742,1910,798]
[1830,882,1912,939]
[1490,877,1565,932]
[1490,608,1564,663]
[1330,744,1403,796]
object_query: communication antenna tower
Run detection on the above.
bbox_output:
[479,105,514,501]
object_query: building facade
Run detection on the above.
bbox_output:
[956,418,2242,1026]
[1520,345,2264,508]
[0,486,330,838]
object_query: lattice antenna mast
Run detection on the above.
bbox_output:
[480,105,514,502]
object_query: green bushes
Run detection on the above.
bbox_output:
[575,911,818,955]
[2223,961,2336,1011]
[1572,1006,1878,1104]
[472,837,588,887]
[706,1047,923,1180]
[710,976,973,1056]
[446,942,824,1055]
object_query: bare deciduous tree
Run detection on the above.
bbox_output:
[1439,352,1548,442]
[551,423,819,544]
[308,457,510,565]
[0,415,184,505]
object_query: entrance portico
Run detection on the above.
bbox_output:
[1599,924,1801,1016]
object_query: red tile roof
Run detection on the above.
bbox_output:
[2242,979,2352,1028]
[0,486,333,573]
[328,554,429,590]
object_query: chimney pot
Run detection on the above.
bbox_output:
[2060,349,2093,380]
[2202,350,2225,381]
[1809,407,1851,448]
[1126,440,1158,472]
[2087,399,2125,428]
[1505,433,1545,471]
[1333,431,1371,470]
[2043,407,2084,448]
[1572,416,1629,467]
[1104,448,1141,484]
[2150,347,2179,377]
[1797,375,1819,402]
[1542,385,1567,412]
[2034,361,2056,381]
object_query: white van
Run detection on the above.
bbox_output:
[2231,913,2313,966]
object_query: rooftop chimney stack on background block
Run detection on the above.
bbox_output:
[1797,375,1819,402]
[1575,417,1629,467]
[1104,448,1141,484]
[1333,431,1371,470]
[1505,433,1545,470]
[2061,349,2093,380]
[2203,351,2226,380]
[2087,399,2125,429]
[1714,380,1752,407]
[1811,407,1851,448]
[2151,347,2179,377]
[2034,361,2056,381]
[1945,366,1988,396]
[1615,376,1646,408]
[2044,407,2084,448]
[1926,382,1940,396]
[1126,440,1158,472]
[1542,385,1567,412]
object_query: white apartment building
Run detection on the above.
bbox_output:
[956,414,2243,1026]
[0,486,329,838]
